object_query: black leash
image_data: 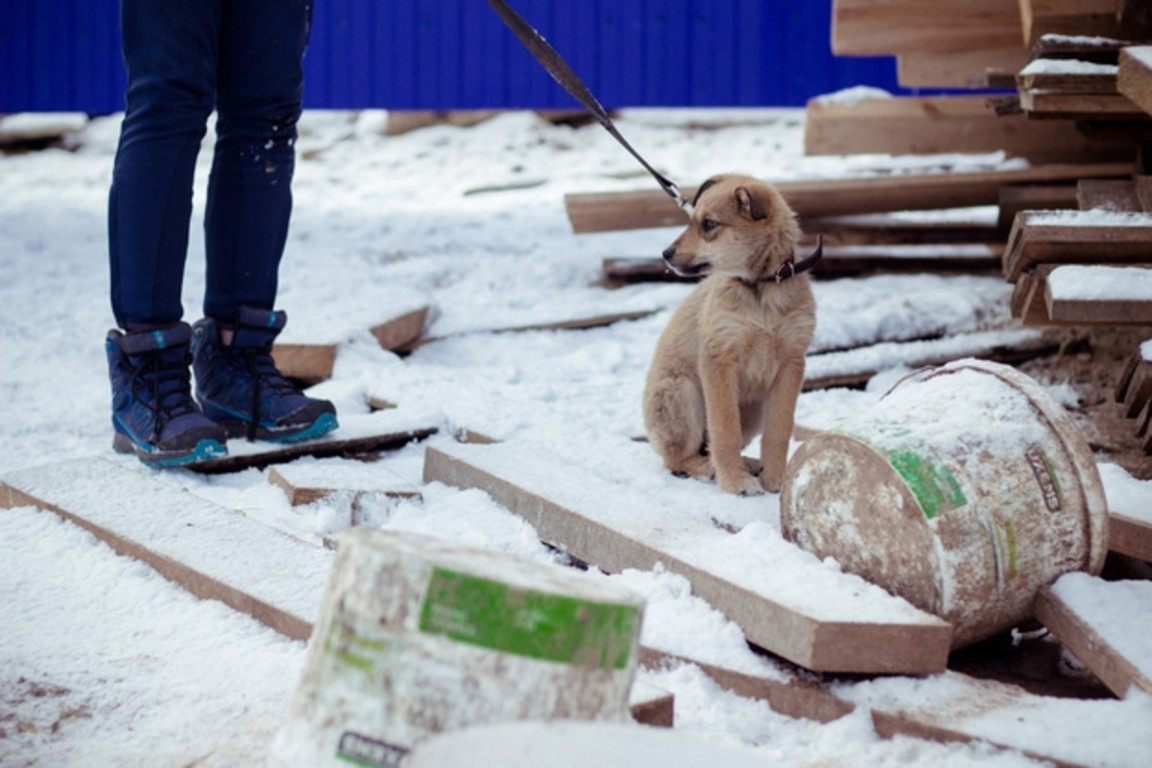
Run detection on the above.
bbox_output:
[486,0,692,215]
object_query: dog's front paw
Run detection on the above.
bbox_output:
[719,472,764,496]
[759,469,784,494]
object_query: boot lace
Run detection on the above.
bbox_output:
[130,354,197,441]
[241,346,301,441]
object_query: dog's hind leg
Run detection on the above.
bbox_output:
[644,376,713,480]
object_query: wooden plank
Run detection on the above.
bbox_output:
[272,343,337,385]
[565,162,1133,234]
[1122,358,1152,418]
[1020,0,1122,47]
[628,681,675,728]
[372,306,429,353]
[832,0,1023,56]
[1118,46,1152,118]
[998,184,1080,229]
[186,412,439,475]
[1119,0,1152,39]
[422,442,954,675]
[1111,512,1152,561]
[1044,265,1152,324]
[267,461,423,506]
[869,671,1123,768]
[638,647,855,725]
[897,47,1029,89]
[1018,59,1119,93]
[1019,88,1144,117]
[805,95,1110,163]
[1077,179,1141,211]
[0,457,332,641]
[1035,574,1152,698]
[1003,210,1152,280]
[1031,34,1128,65]
[803,329,1059,390]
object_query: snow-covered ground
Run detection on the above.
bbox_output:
[2,108,1151,767]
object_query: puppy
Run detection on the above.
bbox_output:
[643,174,817,495]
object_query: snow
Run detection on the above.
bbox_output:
[1,107,1149,767]
[810,86,893,107]
[1018,59,1117,76]
[1028,209,1152,227]
[1047,265,1152,302]
[1049,572,1152,687]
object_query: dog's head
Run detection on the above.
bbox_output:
[662,174,801,282]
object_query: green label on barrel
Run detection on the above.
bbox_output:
[418,567,639,670]
[887,449,967,520]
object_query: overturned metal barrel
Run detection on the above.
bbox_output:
[781,359,1108,648]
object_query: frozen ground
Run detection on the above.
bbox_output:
[1,108,1151,767]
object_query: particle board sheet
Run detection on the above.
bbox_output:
[0,457,332,641]
[565,163,1133,234]
[1044,265,1152,324]
[804,95,1108,163]
[1118,46,1152,117]
[1035,574,1152,698]
[832,0,1023,56]
[1002,210,1152,280]
[422,441,954,675]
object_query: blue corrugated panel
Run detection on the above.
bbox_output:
[1,0,904,113]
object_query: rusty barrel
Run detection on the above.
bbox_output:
[781,359,1108,648]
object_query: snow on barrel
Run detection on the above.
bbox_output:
[272,528,645,768]
[781,359,1108,648]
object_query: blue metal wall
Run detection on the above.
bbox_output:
[1,1,901,113]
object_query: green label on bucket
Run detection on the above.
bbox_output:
[887,449,967,520]
[418,567,639,670]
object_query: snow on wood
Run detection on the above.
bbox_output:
[1003,210,1152,280]
[0,457,333,641]
[1044,266,1152,324]
[565,163,1133,234]
[187,411,439,474]
[1098,464,1152,561]
[0,112,89,144]
[627,680,675,727]
[1036,573,1152,698]
[856,670,1152,768]
[422,441,954,675]
[267,459,423,507]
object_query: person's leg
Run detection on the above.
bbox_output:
[108,0,219,328]
[106,0,228,465]
[202,0,313,324]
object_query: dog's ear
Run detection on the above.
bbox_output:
[735,185,773,221]
[692,178,719,206]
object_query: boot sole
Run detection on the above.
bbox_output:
[113,431,228,468]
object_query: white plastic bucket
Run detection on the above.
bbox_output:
[272,528,645,767]
[781,359,1108,648]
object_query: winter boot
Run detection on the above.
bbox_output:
[106,323,229,467]
[191,306,338,442]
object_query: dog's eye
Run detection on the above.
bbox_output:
[701,219,719,233]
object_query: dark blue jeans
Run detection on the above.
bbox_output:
[108,0,313,328]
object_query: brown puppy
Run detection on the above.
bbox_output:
[643,174,817,495]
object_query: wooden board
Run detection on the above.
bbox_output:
[832,0,1023,56]
[187,413,439,475]
[1077,179,1142,211]
[638,647,855,725]
[1003,210,1152,280]
[1019,88,1144,118]
[1019,0,1122,47]
[1018,61,1119,94]
[1118,46,1152,118]
[372,306,430,353]
[869,671,1137,768]
[422,441,954,675]
[897,47,1029,89]
[565,163,1133,234]
[0,457,332,641]
[804,95,1110,163]
[1044,265,1152,324]
[267,461,423,506]
[998,184,1080,230]
[272,343,338,385]
[1035,575,1152,698]
[1110,512,1152,561]
[0,457,671,727]
[803,329,1059,390]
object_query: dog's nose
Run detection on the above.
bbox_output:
[662,247,676,262]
